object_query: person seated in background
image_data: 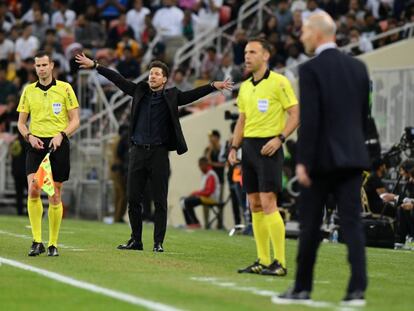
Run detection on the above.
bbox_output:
[395,160,414,247]
[364,158,396,216]
[181,157,221,229]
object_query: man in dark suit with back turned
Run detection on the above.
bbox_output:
[275,12,370,307]
[76,53,233,252]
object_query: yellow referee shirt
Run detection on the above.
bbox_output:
[237,70,298,138]
[17,79,79,137]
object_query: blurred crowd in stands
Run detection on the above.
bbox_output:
[0,0,414,134]
[1,0,414,230]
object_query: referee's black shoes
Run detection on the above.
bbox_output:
[117,238,143,250]
[28,242,45,256]
[237,260,267,274]
[260,259,287,276]
[153,242,164,252]
[47,245,59,256]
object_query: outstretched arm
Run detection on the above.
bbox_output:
[177,79,233,106]
[75,53,137,96]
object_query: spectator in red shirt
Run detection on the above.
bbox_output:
[181,157,221,228]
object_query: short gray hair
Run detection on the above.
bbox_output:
[304,12,337,37]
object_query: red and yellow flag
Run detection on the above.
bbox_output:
[34,153,55,196]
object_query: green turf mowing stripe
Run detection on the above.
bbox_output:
[0,257,183,311]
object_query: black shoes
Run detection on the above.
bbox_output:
[272,287,311,305]
[28,242,45,256]
[47,245,59,257]
[117,238,143,250]
[153,242,164,252]
[260,260,287,276]
[237,260,267,274]
[341,291,366,307]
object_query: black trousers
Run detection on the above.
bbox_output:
[127,145,169,244]
[183,196,202,225]
[396,206,414,243]
[294,170,367,294]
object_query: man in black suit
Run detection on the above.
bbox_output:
[76,53,232,252]
[275,12,370,307]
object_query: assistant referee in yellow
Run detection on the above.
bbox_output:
[17,51,80,257]
[229,38,299,276]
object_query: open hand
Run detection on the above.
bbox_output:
[75,53,94,69]
[213,78,234,91]
[260,137,281,156]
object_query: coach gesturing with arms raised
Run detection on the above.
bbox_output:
[76,54,232,252]
[276,12,370,306]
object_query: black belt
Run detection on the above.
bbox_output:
[133,143,164,150]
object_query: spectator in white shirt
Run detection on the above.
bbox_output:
[20,0,50,24]
[349,28,374,55]
[0,29,14,64]
[126,0,150,42]
[51,0,77,37]
[152,0,184,37]
[31,9,49,44]
[15,23,39,66]
[301,0,325,21]
[194,0,223,36]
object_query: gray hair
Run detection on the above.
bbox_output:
[304,12,337,37]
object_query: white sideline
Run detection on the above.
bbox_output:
[0,257,184,311]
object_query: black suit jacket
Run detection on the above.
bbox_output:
[97,66,216,154]
[297,48,370,174]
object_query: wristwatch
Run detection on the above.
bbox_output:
[93,59,99,69]
[25,132,32,142]
[60,131,68,140]
[277,134,286,143]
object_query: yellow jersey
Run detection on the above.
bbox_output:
[237,70,298,138]
[17,79,79,137]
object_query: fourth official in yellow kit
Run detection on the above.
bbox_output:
[17,51,80,257]
[229,38,299,276]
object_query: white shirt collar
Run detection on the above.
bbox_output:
[315,42,337,55]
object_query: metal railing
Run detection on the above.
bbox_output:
[173,0,272,75]
[237,0,271,31]
[281,22,414,79]
[371,66,414,149]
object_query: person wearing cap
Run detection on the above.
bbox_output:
[76,53,233,252]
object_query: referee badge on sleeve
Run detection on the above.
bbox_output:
[52,102,62,115]
[257,99,269,113]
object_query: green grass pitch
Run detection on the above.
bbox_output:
[0,215,413,311]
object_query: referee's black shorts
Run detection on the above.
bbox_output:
[242,137,284,194]
[26,136,71,183]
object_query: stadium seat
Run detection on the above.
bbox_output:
[202,194,231,229]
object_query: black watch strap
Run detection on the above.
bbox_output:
[277,134,286,143]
